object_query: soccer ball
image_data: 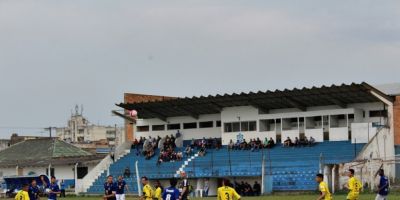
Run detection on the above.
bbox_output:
[129,110,138,118]
[45,188,51,194]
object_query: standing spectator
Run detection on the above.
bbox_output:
[228,139,234,150]
[110,152,115,163]
[253,181,261,196]
[190,138,195,149]
[60,179,66,198]
[203,179,209,197]
[376,169,389,200]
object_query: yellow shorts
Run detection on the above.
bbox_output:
[347,193,359,200]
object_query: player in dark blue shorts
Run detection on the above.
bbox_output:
[28,179,40,200]
[162,178,180,200]
[103,175,117,200]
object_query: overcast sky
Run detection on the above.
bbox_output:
[0,0,399,138]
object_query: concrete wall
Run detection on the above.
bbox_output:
[134,102,388,145]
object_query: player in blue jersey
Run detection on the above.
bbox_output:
[28,179,40,200]
[376,169,389,200]
[103,175,117,200]
[116,176,128,200]
[162,178,180,200]
[48,176,61,200]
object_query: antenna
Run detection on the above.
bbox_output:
[75,105,79,116]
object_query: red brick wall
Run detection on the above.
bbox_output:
[394,96,400,145]
[123,93,176,141]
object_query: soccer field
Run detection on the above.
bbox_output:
[9,194,386,200]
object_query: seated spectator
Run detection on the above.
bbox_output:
[283,137,292,147]
[309,136,315,146]
[185,145,192,157]
[198,144,206,156]
[294,137,299,147]
[240,139,248,150]
[176,151,183,161]
[266,137,275,148]
[300,136,309,147]
[234,140,240,150]
[123,166,131,178]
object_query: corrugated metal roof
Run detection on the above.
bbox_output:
[116,82,393,121]
[0,138,101,167]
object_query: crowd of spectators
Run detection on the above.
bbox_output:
[283,136,315,147]
[228,137,275,151]
[234,181,261,196]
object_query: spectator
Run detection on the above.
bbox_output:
[234,140,240,150]
[228,139,234,150]
[184,145,192,157]
[124,167,131,178]
[253,181,261,196]
[190,138,195,149]
[283,137,292,147]
[198,144,206,157]
[309,136,315,146]
[294,137,299,147]
[203,179,209,197]
[300,136,309,147]
[244,182,253,196]
[110,152,115,163]
[263,137,269,148]
[266,137,275,148]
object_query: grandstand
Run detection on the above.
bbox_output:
[81,82,400,196]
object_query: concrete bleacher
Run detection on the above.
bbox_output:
[86,141,364,193]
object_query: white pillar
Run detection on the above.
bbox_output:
[332,165,336,194]
[324,165,332,191]
[74,163,79,195]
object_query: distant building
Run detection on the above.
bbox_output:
[9,133,50,145]
[0,138,102,192]
[56,105,123,147]
[0,139,10,151]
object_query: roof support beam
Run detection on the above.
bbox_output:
[327,96,347,108]
[112,110,136,123]
[208,102,223,112]
[138,106,168,122]
[282,97,307,111]
[173,105,199,119]
[248,100,270,114]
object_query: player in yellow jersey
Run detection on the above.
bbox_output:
[315,174,332,200]
[153,180,162,200]
[344,169,362,200]
[15,183,30,200]
[217,179,241,200]
[140,176,154,200]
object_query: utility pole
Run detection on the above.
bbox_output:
[45,127,57,138]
